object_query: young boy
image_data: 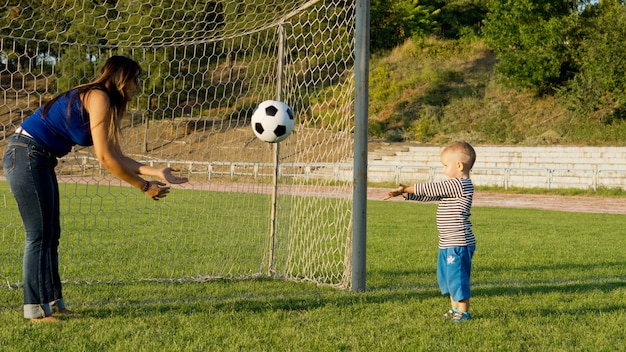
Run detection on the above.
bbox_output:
[384,141,476,322]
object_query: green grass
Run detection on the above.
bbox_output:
[372,181,626,198]
[0,181,353,286]
[0,182,277,283]
[474,185,626,198]
[1,200,624,351]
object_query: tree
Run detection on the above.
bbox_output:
[0,0,79,73]
[482,0,580,95]
[370,0,440,52]
[561,0,626,122]
[482,0,626,122]
[430,0,489,38]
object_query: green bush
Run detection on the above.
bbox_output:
[560,1,626,124]
[482,0,578,95]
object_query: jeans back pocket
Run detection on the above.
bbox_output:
[2,147,16,175]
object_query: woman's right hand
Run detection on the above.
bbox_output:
[143,181,170,200]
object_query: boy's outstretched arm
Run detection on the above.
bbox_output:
[383,184,415,200]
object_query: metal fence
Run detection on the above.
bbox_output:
[64,156,626,190]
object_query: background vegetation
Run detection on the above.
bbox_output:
[369,0,626,145]
[4,1,626,145]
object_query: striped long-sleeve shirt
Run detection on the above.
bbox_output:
[405,177,475,249]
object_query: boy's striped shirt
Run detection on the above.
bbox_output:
[405,178,475,248]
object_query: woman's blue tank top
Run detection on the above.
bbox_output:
[20,90,93,157]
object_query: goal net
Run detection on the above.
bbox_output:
[0,1,356,289]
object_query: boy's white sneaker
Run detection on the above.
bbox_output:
[451,311,471,322]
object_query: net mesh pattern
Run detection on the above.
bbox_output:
[0,0,355,289]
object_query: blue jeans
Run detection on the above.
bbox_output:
[3,133,66,318]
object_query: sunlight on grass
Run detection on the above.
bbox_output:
[0,199,624,351]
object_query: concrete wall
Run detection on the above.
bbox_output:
[367,145,626,190]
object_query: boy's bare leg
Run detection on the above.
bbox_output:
[451,298,470,312]
[458,299,469,312]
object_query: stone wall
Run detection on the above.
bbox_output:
[367,145,626,190]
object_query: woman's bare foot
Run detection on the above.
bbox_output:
[29,316,61,323]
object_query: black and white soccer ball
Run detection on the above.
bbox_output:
[251,100,295,143]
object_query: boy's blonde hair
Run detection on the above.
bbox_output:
[443,141,476,170]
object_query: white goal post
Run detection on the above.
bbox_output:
[0,0,368,290]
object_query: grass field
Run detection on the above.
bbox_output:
[0,198,624,351]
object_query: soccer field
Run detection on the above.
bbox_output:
[0,198,624,351]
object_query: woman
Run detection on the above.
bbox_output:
[3,55,188,322]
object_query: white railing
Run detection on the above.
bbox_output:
[64,156,626,190]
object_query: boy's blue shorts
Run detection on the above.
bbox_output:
[437,246,475,302]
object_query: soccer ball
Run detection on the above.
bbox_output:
[251,100,295,143]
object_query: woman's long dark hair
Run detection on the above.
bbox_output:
[42,55,141,145]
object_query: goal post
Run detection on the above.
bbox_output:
[352,0,370,292]
[0,0,366,290]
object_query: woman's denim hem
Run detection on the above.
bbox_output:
[50,298,66,312]
[24,303,52,319]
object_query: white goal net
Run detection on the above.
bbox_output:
[0,1,356,289]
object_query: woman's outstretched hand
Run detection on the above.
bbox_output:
[143,168,189,201]
[144,181,170,200]
[160,167,189,184]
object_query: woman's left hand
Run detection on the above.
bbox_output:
[160,167,189,184]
